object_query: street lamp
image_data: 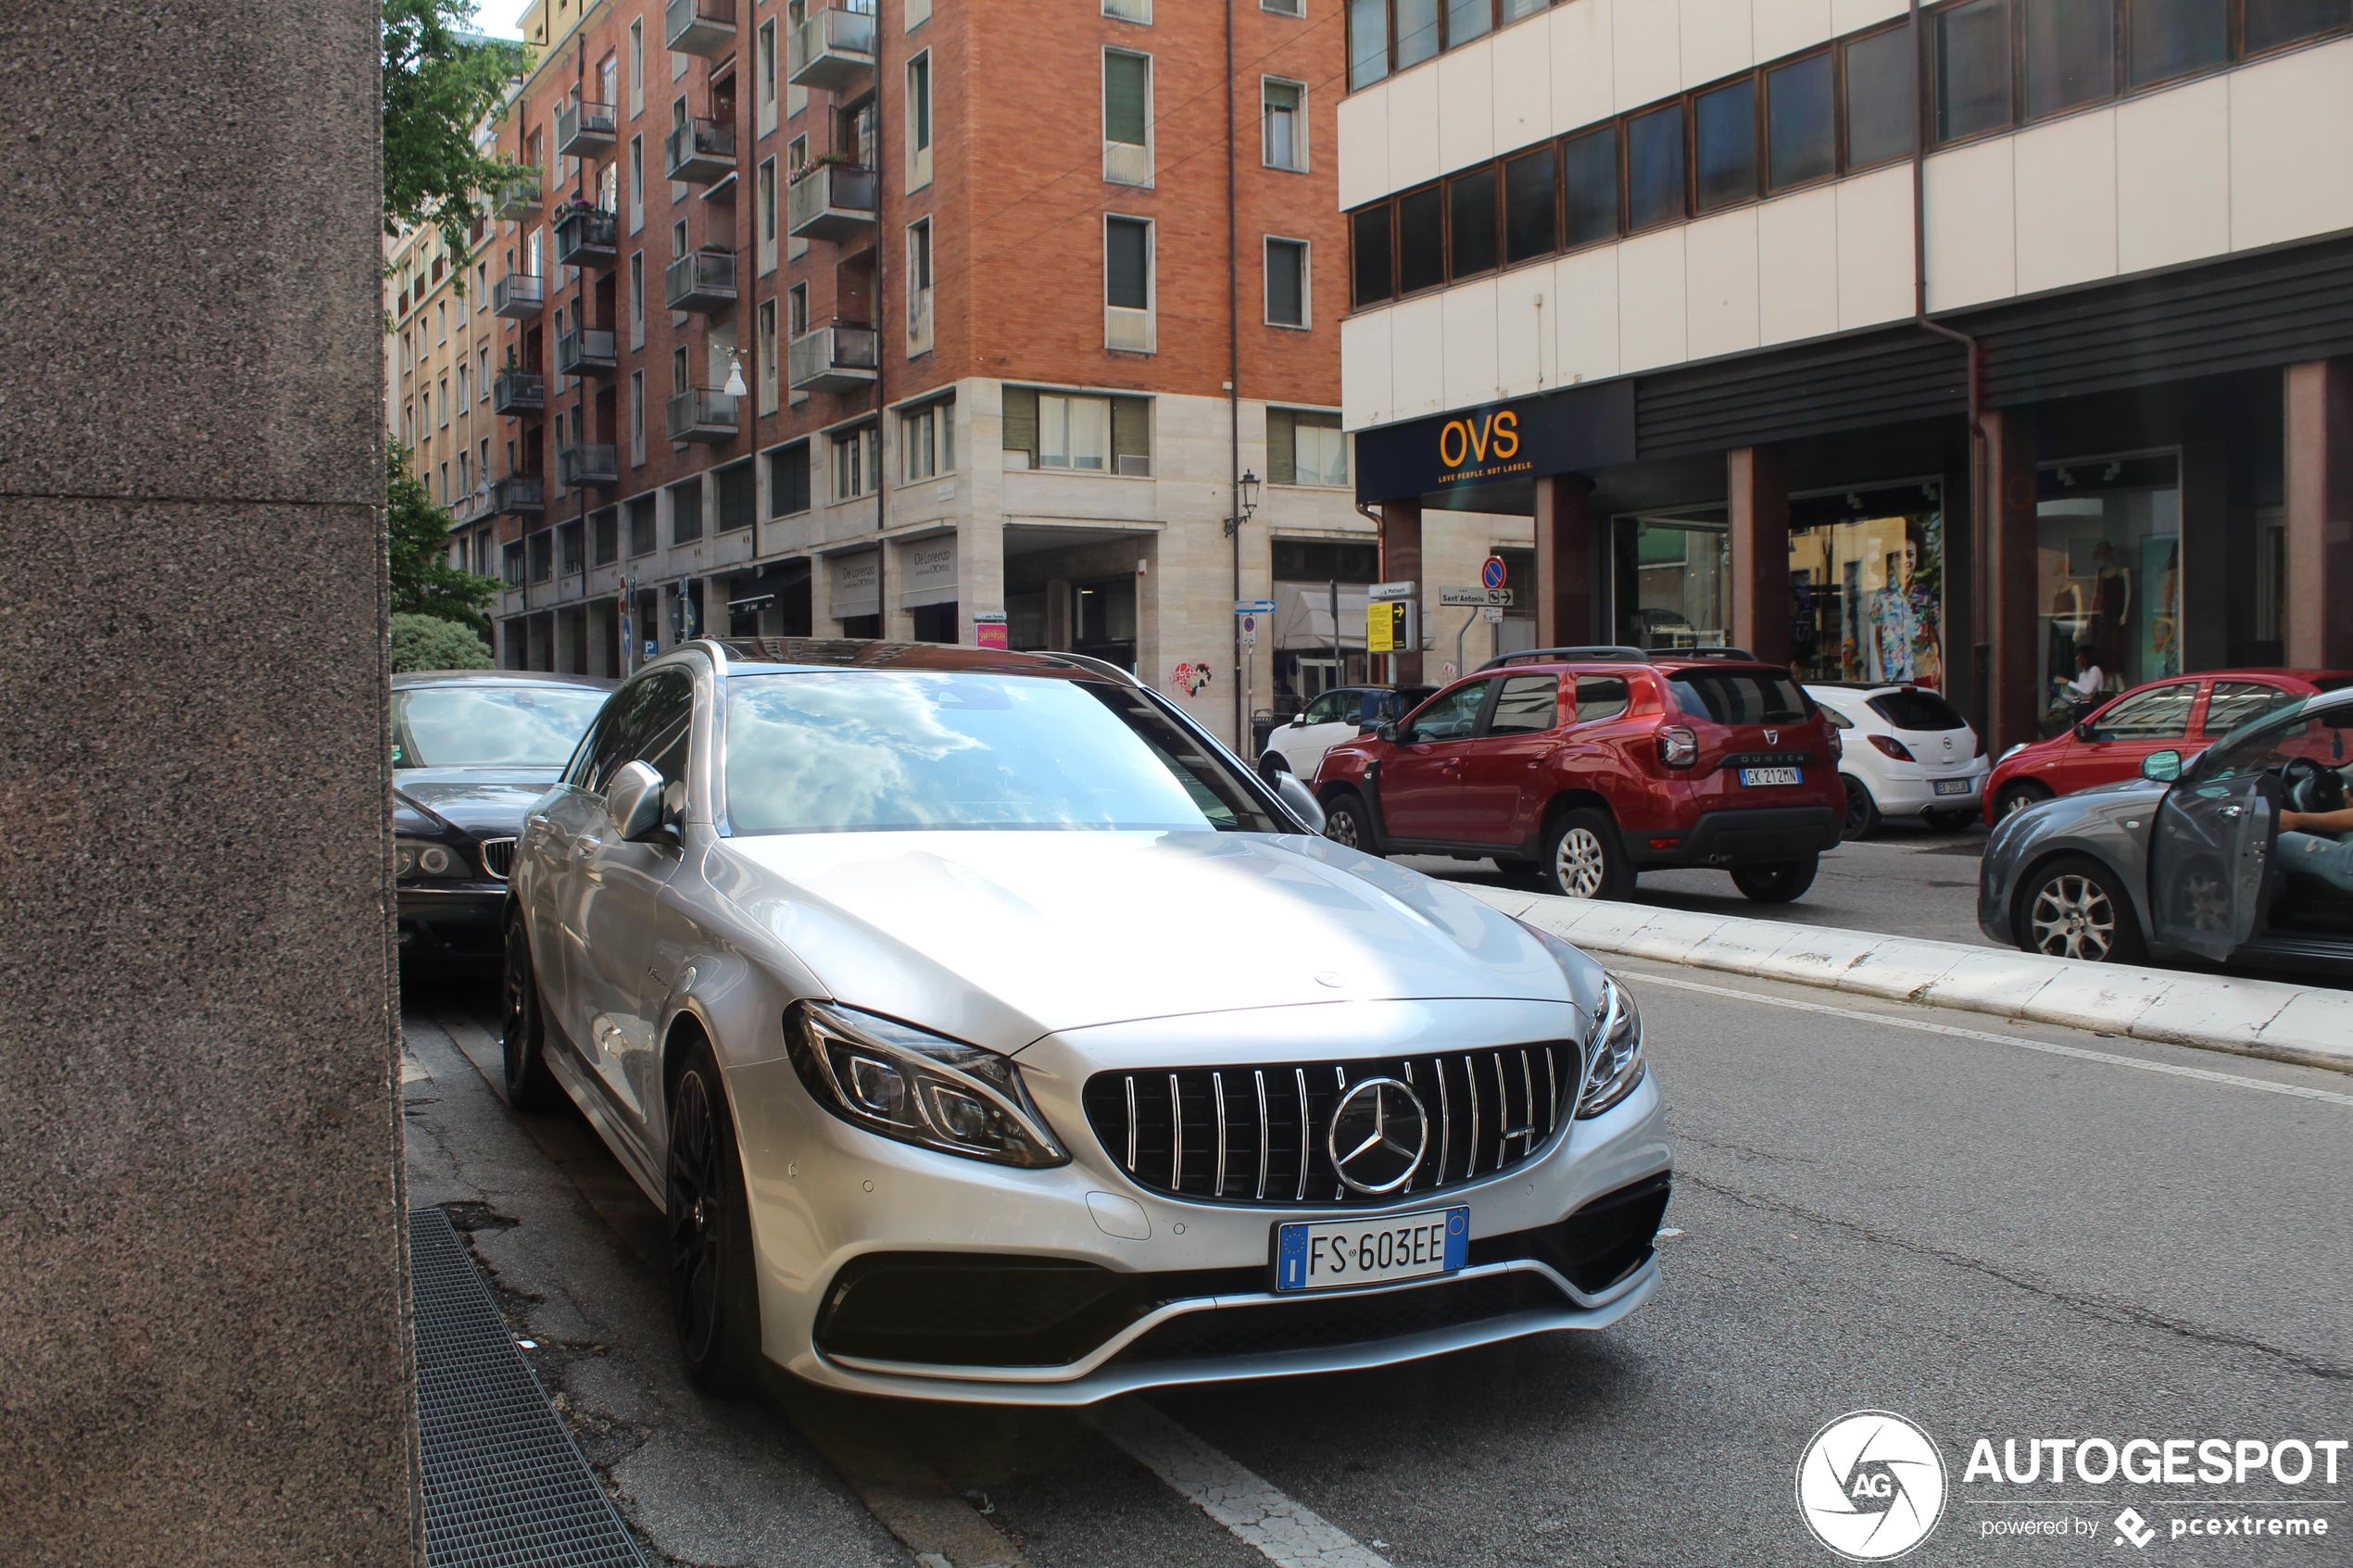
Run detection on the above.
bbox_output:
[1224,469,1260,535]
[722,349,749,399]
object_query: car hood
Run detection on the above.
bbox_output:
[707,830,1593,1046]
[393,768,563,837]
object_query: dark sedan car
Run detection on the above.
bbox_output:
[394,670,613,964]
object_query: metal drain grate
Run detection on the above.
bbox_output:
[410,1206,647,1567]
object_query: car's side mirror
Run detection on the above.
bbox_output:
[2141,749,2183,784]
[1377,721,1400,745]
[2074,721,2096,742]
[1289,712,1308,727]
[1357,722,1378,736]
[1274,771,1326,834]
[607,759,669,841]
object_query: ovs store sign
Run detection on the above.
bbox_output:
[1354,381,1635,505]
[1436,408,1521,483]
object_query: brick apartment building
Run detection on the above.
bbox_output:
[463,0,1482,749]
[388,212,503,592]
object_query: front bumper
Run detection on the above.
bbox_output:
[396,884,507,963]
[1622,806,1843,868]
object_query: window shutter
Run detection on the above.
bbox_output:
[1002,386,1038,463]
[1112,396,1150,465]
[1104,53,1149,146]
[1266,408,1296,486]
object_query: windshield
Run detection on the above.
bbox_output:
[1667,669,1809,725]
[723,671,1284,834]
[392,685,609,769]
[1868,690,1966,733]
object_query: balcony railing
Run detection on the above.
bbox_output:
[551,205,618,268]
[555,99,617,157]
[786,324,878,393]
[786,5,876,92]
[554,328,617,377]
[491,476,545,515]
[493,172,541,220]
[785,163,877,244]
[663,117,737,184]
[454,487,495,525]
[665,387,739,444]
[663,0,735,56]
[557,443,619,488]
[490,370,545,414]
[664,249,738,313]
[490,272,545,319]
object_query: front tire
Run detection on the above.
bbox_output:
[1994,782,2052,822]
[1840,775,1881,840]
[500,913,560,1111]
[2016,855,2146,964]
[666,1035,761,1389]
[1540,809,1632,900]
[1321,789,1378,854]
[1730,856,1819,903]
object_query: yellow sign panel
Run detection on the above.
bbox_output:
[1366,600,1408,654]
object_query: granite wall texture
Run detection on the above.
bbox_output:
[0,1,415,1562]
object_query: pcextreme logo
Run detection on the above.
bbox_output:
[1797,1411,1950,1561]
[1436,408,1520,474]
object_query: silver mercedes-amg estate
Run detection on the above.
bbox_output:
[503,638,1670,1403]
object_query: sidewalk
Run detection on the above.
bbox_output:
[1466,887,2353,1074]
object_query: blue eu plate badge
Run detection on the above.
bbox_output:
[1274,1206,1469,1293]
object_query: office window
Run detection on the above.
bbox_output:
[1395,0,1440,71]
[1767,52,1834,189]
[1397,184,1444,292]
[1844,23,1916,169]
[1351,204,1393,306]
[1106,215,1153,349]
[1348,0,1389,88]
[1626,105,1685,231]
[1264,80,1304,170]
[770,441,811,516]
[1563,123,1617,247]
[2127,0,2230,86]
[1935,0,2013,143]
[1104,0,1150,19]
[672,479,703,544]
[1503,145,1555,264]
[2025,0,2115,117]
[903,398,954,481]
[1038,394,1111,470]
[756,298,778,413]
[1448,168,1498,277]
[1104,50,1151,183]
[1694,78,1756,211]
[1267,408,1346,487]
[833,425,878,499]
[629,19,644,114]
[1445,0,1490,49]
[1266,237,1308,326]
[2247,0,2353,52]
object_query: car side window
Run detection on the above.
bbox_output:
[631,671,695,793]
[1575,676,1631,724]
[2188,705,2349,783]
[566,699,627,789]
[2203,682,2301,737]
[1302,691,1349,726]
[1399,681,1489,744]
[2090,683,2196,741]
[1485,675,1560,736]
[579,679,658,793]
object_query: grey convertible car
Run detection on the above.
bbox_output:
[503,639,1670,1402]
[1980,686,2353,977]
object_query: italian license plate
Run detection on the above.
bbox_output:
[1273,1207,1468,1293]
[1739,766,1803,787]
[1932,779,1972,797]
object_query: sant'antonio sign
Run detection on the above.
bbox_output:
[1354,380,1635,505]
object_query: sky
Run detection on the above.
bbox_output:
[470,0,531,39]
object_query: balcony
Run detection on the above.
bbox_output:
[555,98,617,157]
[664,249,738,313]
[664,117,737,184]
[490,370,545,414]
[491,476,545,516]
[666,387,739,444]
[785,163,877,244]
[490,272,545,319]
[663,0,735,56]
[551,205,618,269]
[786,324,878,393]
[453,487,495,525]
[554,328,617,377]
[493,172,541,220]
[558,443,619,488]
[786,5,876,93]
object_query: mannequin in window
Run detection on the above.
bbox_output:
[2089,540,2131,682]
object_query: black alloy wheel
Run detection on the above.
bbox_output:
[1321,790,1377,853]
[1840,775,1881,840]
[1995,782,2051,821]
[2017,855,2146,964]
[665,1039,761,1388]
[501,914,559,1111]
[1730,856,1820,904]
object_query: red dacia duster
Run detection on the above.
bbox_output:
[1312,647,1846,903]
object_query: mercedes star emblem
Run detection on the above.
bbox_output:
[1326,1077,1430,1195]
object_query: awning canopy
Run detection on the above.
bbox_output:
[1272,581,1369,651]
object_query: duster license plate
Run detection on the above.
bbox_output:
[1739,766,1803,786]
[1273,1207,1469,1293]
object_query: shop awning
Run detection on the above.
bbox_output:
[1272,581,1369,651]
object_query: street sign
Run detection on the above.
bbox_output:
[1440,586,1514,606]
[1483,606,1504,624]
[1233,598,1277,615]
[1366,599,1416,653]
[1482,555,1508,591]
[1239,613,1258,647]
[1367,580,1416,602]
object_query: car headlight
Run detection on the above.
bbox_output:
[786,1001,1068,1168]
[1578,977,1646,1118]
[1998,743,2026,762]
[395,836,462,881]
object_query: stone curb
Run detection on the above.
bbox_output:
[1464,887,2353,1076]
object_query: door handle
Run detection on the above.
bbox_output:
[573,834,605,858]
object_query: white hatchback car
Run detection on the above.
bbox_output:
[1805,684,1989,836]
[1261,685,1435,781]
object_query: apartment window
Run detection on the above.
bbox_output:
[1104,0,1151,19]
[503,540,526,586]
[1263,80,1304,170]
[459,450,472,493]
[1105,215,1154,351]
[1267,408,1346,487]
[593,508,619,565]
[672,219,687,260]
[1626,105,1685,231]
[716,462,755,532]
[628,136,644,231]
[527,228,543,278]
[1844,24,1916,168]
[758,20,778,134]
[479,437,490,481]
[902,398,954,481]
[2026,0,2116,117]
[456,364,469,406]
[788,282,809,339]
[439,462,450,501]
[1767,52,1834,189]
[1351,205,1393,306]
[1935,0,2014,141]
[630,370,647,465]
[436,302,448,344]
[629,19,644,114]
[476,345,489,399]
[598,160,619,213]
[627,494,657,556]
[1503,146,1555,263]
[757,298,779,413]
[1693,78,1757,212]
[629,253,646,348]
[672,478,703,543]
[1348,0,1389,88]
[833,424,878,499]
[1266,237,1308,326]
[1039,395,1109,470]
[438,377,450,427]
[908,53,933,154]
[786,0,810,114]
[770,441,812,515]
[758,158,778,273]
[529,529,553,582]
[1103,50,1152,185]
[474,261,487,306]
[673,345,688,395]
[1264,0,1303,13]
[559,521,583,576]
[908,0,932,27]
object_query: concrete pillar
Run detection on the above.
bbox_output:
[1984,408,2041,754]
[0,0,413,1558]
[2284,359,2353,670]
[1379,497,1425,684]
[1728,447,1790,666]
[1534,474,1597,649]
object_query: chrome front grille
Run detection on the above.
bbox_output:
[1079,1045,1581,1207]
[477,837,517,880]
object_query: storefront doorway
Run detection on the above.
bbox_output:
[1612,513,1730,650]
[2035,452,2183,709]
[1073,575,1136,671]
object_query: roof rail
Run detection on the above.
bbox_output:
[1476,646,1649,671]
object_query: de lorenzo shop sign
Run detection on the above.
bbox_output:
[1354,381,1635,505]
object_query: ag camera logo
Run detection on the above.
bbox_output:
[1796,1411,1948,1561]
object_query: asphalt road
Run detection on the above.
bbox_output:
[403,959,2352,1568]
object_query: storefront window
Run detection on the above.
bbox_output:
[2035,453,2183,717]
[1786,483,1945,685]
[1615,515,1729,650]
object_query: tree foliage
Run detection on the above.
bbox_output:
[384,0,531,274]
[388,444,504,630]
[392,612,496,672]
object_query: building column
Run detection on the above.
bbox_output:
[1378,497,1425,684]
[1983,408,2040,754]
[2284,358,2353,670]
[1728,446,1790,666]
[1534,473,1597,648]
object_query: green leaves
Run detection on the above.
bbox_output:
[387,444,504,632]
[384,0,531,280]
